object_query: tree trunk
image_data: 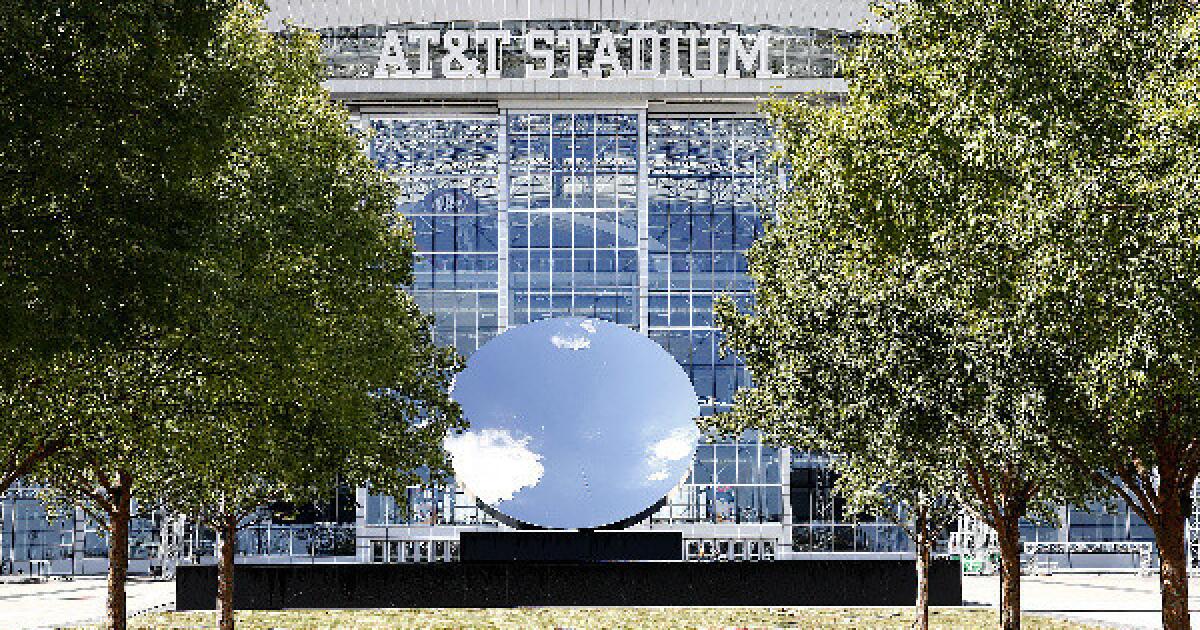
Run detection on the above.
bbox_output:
[1156,503,1191,630]
[914,521,931,630]
[106,473,132,630]
[996,516,1023,630]
[218,519,238,630]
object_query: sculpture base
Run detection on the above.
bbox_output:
[175,559,963,610]
[458,530,681,562]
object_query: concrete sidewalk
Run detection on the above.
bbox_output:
[964,573,1200,628]
[0,576,173,629]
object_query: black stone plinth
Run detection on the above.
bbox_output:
[458,530,682,562]
[175,559,963,610]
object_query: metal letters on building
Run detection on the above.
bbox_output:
[367,26,785,80]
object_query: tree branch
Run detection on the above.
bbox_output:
[1114,466,1158,528]
[0,438,64,492]
[963,463,1001,529]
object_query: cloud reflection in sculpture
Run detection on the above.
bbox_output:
[443,428,545,503]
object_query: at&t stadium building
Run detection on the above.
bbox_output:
[0,1,1167,576]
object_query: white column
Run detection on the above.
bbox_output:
[497,112,511,331]
[636,109,650,334]
[355,486,370,562]
[780,445,792,555]
[74,506,87,574]
[0,494,9,573]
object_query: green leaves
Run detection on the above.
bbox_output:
[718,8,1200,624]
[148,5,465,526]
[0,0,254,353]
[717,0,1194,547]
[2,0,463,530]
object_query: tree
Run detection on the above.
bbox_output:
[1041,8,1200,628]
[714,222,1089,629]
[0,0,251,496]
[835,453,961,630]
[158,390,459,630]
[36,341,184,630]
[34,3,463,627]
[714,1,1157,626]
[0,353,72,492]
[141,15,462,629]
[4,3,453,629]
[711,250,968,630]
[0,1,261,625]
[0,6,256,623]
[822,3,1200,627]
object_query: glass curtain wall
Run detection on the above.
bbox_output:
[1,497,72,566]
[370,116,502,355]
[653,434,784,525]
[365,486,493,526]
[1,482,159,574]
[365,111,789,530]
[790,453,910,553]
[507,112,640,326]
[362,116,503,527]
[643,117,785,528]
[645,116,769,411]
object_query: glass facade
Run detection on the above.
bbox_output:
[1,496,73,564]
[359,112,791,535]
[646,116,771,410]
[654,435,784,525]
[0,481,162,575]
[365,485,493,526]
[365,111,773,420]
[507,112,640,326]
[789,453,910,553]
[372,116,501,354]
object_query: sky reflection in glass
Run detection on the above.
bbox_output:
[446,317,701,529]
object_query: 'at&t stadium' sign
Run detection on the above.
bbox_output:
[317,23,853,81]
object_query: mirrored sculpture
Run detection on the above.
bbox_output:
[446,317,701,529]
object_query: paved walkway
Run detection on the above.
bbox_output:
[964,573,1200,628]
[0,576,174,629]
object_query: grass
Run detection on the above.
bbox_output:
[123,607,1103,629]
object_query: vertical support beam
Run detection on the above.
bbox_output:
[1190,479,1200,568]
[636,109,650,334]
[497,111,511,331]
[355,486,369,563]
[780,445,792,555]
[74,506,87,575]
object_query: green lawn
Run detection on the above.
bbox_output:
[125,607,1101,629]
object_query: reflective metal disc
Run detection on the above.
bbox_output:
[446,317,701,529]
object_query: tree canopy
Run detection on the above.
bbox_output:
[715,1,1200,627]
[0,0,251,351]
[148,7,465,537]
[3,2,464,628]
[0,0,256,500]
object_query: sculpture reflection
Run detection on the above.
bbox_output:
[446,317,701,529]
